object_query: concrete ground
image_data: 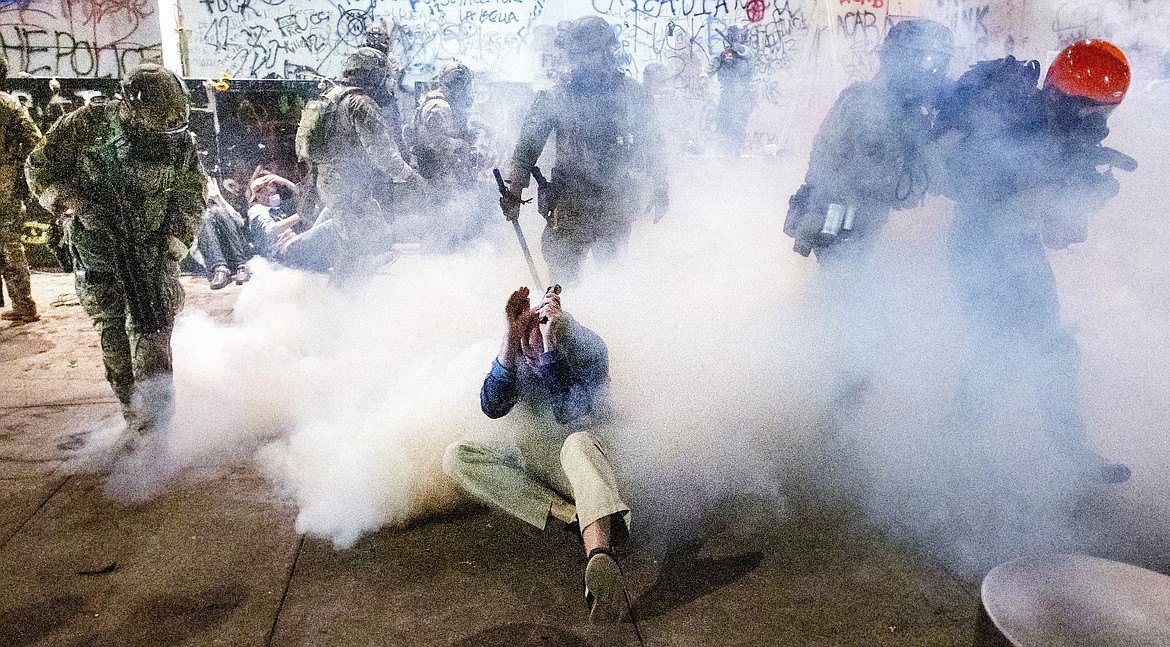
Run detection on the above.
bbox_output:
[0,270,985,647]
[4,154,1166,646]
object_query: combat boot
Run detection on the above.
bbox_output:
[1,306,40,323]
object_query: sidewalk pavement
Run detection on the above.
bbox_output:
[1,272,980,647]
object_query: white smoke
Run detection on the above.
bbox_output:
[73,6,1170,572]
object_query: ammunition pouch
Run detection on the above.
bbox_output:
[785,184,822,257]
[785,184,860,257]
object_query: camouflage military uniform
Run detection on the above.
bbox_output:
[0,90,43,320]
[506,70,666,284]
[291,86,414,270]
[26,100,205,424]
[320,87,412,224]
[414,87,474,187]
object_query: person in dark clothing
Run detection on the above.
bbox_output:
[787,18,954,262]
[782,19,955,452]
[443,286,631,623]
[936,40,1134,483]
[500,16,669,285]
[197,177,250,289]
[710,28,754,159]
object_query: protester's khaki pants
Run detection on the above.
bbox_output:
[443,431,630,533]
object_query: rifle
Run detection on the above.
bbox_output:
[95,145,171,334]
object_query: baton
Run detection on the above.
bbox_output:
[493,168,544,288]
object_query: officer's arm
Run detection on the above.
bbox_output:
[350,95,411,181]
[167,138,209,247]
[25,106,87,213]
[11,100,43,160]
[804,86,867,202]
[506,91,556,190]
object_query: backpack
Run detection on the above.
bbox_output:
[295,85,361,162]
[936,56,1044,138]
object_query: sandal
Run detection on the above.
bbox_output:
[584,547,627,623]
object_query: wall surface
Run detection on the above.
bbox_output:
[3,0,1165,153]
[0,0,163,78]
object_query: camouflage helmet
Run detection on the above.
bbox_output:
[365,25,392,55]
[437,59,471,93]
[120,63,191,133]
[555,16,618,56]
[343,47,388,87]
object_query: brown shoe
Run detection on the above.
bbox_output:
[209,266,232,290]
[584,547,628,624]
[234,264,251,285]
[1,309,40,323]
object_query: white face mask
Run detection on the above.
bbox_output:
[267,194,282,208]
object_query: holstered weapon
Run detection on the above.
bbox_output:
[531,165,563,231]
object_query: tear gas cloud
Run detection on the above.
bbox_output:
[86,13,1170,573]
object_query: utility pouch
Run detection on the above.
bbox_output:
[784,183,811,238]
[537,175,562,223]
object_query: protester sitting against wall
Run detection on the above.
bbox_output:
[246,173,300,260]
[197,177,251,290]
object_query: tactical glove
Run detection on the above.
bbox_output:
[500,190,523,222]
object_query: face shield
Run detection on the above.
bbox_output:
[122,67,191,134]
[882,46,952,103]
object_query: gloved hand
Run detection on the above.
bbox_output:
[165,235,189,262]
[394,165,424,186]
[500,189,523,222]
[647,183,670,223]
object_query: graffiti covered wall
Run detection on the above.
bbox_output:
[178,0,550,81]
[0,0,164,78]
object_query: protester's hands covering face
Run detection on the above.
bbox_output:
[505,287,531,326]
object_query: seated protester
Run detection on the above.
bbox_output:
[197,177,251,290]
[443,287,632,623]
[246,174,301,260]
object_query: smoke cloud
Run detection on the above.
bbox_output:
[60,8,1170,575]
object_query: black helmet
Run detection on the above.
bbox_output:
[880,19,954,76]
[343,47,388,88]
[555,16,618,56]
[437,60,471,94]
[120,63,190,133]
[365,25,392,55]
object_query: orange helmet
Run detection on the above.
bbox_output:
[1044,39,1130,105]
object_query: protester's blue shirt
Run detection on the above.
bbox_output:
[480,321,609,427]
